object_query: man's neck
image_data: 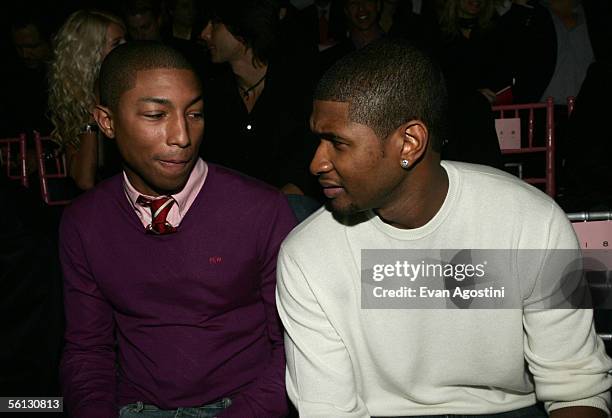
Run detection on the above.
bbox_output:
[229,49,268,88]
[550,0,576,11]
[172,22,192,40]
[549,0,578,28]
[350,25,384,49]
[375,162,449,230]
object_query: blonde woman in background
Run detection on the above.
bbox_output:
[435,0,505,103]
[435,0,506,168]
[437,0,499,41]
[49,10,126,190]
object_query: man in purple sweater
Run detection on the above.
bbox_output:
[59,41,295,418]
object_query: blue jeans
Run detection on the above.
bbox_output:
[119,398,231,418]
[373,404,547,418]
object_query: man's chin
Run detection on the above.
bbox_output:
[325,200,362,217]
[164,178,191,195]
[147,174,191,196]
[153,159,196,193]
[326,201,371,225]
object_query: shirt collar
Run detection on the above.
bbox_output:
[123,158,207,221]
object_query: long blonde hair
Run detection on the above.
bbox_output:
[438,0,498,40]
[48,10,125,148]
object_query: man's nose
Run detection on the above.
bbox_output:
[200,22,212,41]
[168,115,191,148]
[310,142,333,176]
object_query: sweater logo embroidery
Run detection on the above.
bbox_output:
[209,256,223,265]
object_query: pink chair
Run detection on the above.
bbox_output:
[0,133,29,187]
[34,132,72,206]
[492,97,555,197]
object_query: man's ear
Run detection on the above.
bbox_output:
[396,120,429,166]
[234,34,249,54]
[93,104,115,139]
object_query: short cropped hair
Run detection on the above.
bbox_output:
[315,38,448,152]
[99,41,198,111]
[209,0,280,65]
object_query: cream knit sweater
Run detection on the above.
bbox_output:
[277,161,612,417]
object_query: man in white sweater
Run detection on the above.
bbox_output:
[276,38,612,418]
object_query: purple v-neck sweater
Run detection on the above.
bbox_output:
[59,164,296,418]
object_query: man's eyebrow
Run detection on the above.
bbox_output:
[138,97,171,105]
[137,95,204,106]
[313,130,338,138]
[188,95,204,107]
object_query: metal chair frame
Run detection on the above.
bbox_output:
[34,132,71,206]
[0,133,28,187]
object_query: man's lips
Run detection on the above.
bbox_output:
[159,158,188,164]
[157,158,190,172]
[319,180,344,198]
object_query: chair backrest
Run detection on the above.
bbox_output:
[568,211,612,253]
[568,211,612,343]
[492,97,555,197]
[0,134,28,187]
[34,132,72,206]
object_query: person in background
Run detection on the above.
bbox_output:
[319,0,384,75]
[435,0,503,168]
[123,0,210,79]
[498,0,611,105]
[495,0,612,190]
[1,8,54,137]
[382,0,440,51]
[199,0,317,197]
[297,0,347,51]
[167,0,197,40]
[48,9,126,191]
[122,0,165,41]
[437,0,505,103]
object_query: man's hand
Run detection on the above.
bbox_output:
[477,88,497,104]
[281,182,304,195]
[550,406,607,418]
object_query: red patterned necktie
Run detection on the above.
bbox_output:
[137,195,177,235]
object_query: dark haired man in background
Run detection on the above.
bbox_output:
[60,41,294,418]
[276,38,612,417]
[199,0,318,200]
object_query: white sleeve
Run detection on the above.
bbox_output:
[524,309,611,414]
[523,204,612,415]
[276,246,370,418]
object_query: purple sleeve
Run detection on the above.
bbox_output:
[59,211,118,418]
[217,193,296,418]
